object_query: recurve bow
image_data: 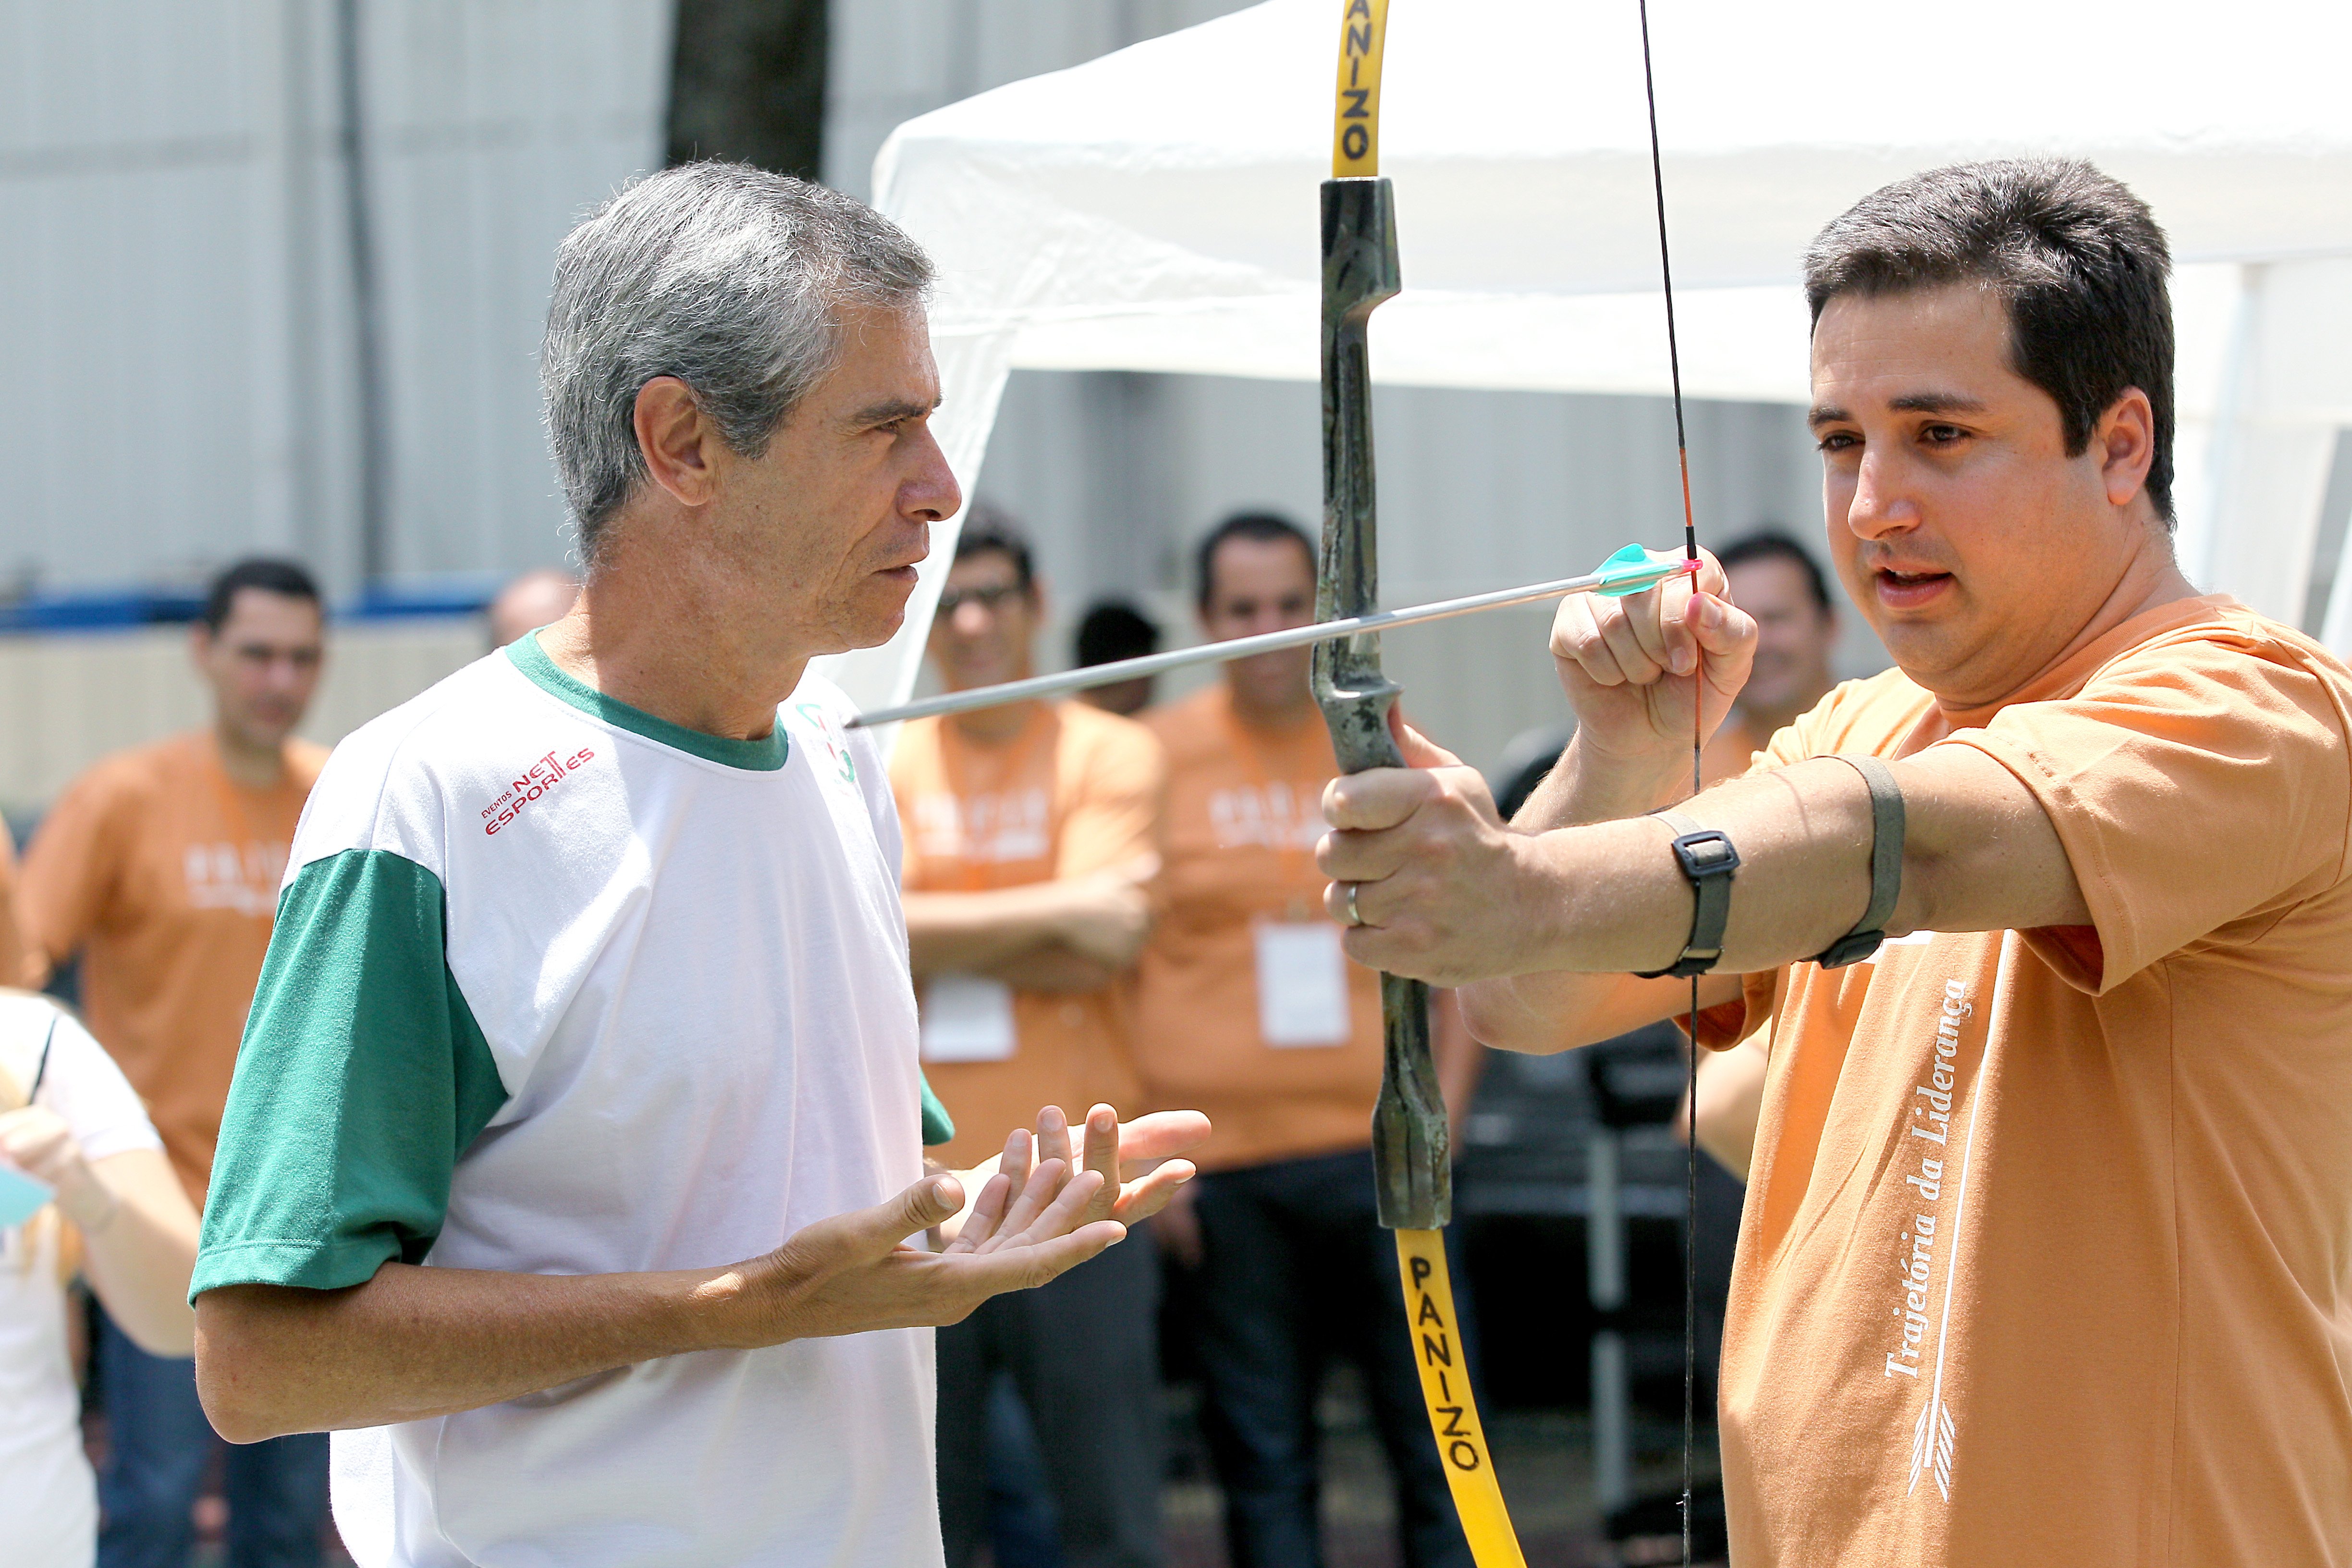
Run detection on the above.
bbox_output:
[1312,4,1528,1564]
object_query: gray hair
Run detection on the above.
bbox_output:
[540,162,933,566]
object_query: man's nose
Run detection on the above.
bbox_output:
[904,427,962,523]
[1845,449,1915,540]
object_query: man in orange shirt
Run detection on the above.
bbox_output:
[19,558,331,1568]
[1327,160,2352,1566]
[1698,530,1843,787]
[486,565,579,649]
[1137,512,1481,1568]
[0,833,26,988]
[891,511,1169,1568]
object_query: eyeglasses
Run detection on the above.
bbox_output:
[936,582,1028,616]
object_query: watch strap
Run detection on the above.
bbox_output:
[1633,809,1741,980]
[1813,754,1905,969]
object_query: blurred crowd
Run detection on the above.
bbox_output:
[0,508,1841,1568]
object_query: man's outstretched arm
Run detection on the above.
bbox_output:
[198,1163,1102,1442]
[198,1106,1206,1442]
[1318,726,2086,1040]
[1325,551,2083,1052]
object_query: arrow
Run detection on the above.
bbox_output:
[845,544,1694,729]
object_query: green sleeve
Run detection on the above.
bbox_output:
[193,849,508,1300]
[920,1073,955,1147]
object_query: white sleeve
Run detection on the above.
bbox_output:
[34,1011,162,1164]
[853,724,905,876]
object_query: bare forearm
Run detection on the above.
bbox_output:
[991,944,1120,992]
[1517,732,1690,832]
[78,1169,198,1357]
[1468,735,1708,1046]
[196,1261,747,1441]
[1495,748,2086,980]
[905,882,1145,978]
[905,886,1070,975]
[196,1148,1170,1446]
[1459,968,1742,1054]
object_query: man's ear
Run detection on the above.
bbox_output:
[634,377,723,507]
[2095,387,2157,511]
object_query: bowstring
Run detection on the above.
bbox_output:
[1636,2,1700,1564]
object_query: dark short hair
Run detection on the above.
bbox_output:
[1194,511,1316,611]
[952,503,1035,593]
[1804,158,2175,524]
[1074,600,1159,668]
[1717,530,1833,615]
[203,558,322,632]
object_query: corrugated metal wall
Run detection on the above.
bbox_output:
[0,0,670,600]
[361,0,672,582]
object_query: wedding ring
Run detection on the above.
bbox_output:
[1342,882,1364,928]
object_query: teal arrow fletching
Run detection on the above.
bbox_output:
[1592,543,1692,598]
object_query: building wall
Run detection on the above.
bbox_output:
[0,0,670,601]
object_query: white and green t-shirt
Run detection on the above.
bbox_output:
[196,634,955,1568]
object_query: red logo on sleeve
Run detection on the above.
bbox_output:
[481,748,597,835]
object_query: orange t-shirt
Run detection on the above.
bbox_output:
[17,731,326,1204]
[892,701,1162,1169]
[1703,597,2352,1566]
[1135,685,1383,1172]
[0,831,24,991]
[1701,709,1770,788]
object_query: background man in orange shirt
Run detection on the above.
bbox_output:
[1328,160,2352,1565]
[0,834,25,988]
[1137,512,1481,1568]
[891,510,1170,1568]
[19,557,331,1568]
[1699,530,1843,787]
[486,566,580,649]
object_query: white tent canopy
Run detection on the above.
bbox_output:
[818,0,2352,710]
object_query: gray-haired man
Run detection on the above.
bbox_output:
[189,163,1205,1567]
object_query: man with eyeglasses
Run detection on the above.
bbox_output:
[889,506,1170,1568]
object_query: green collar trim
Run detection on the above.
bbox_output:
[506,632,789,772]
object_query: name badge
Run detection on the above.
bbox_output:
[1255,920,1351,1047]
[921,974,1017,1063]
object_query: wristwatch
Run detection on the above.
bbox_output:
[1633,752,1904,980]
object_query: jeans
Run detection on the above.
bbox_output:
[936,1222,1164,1568]
[95,1310,329,1568]
[1191,1149,1474,1568]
